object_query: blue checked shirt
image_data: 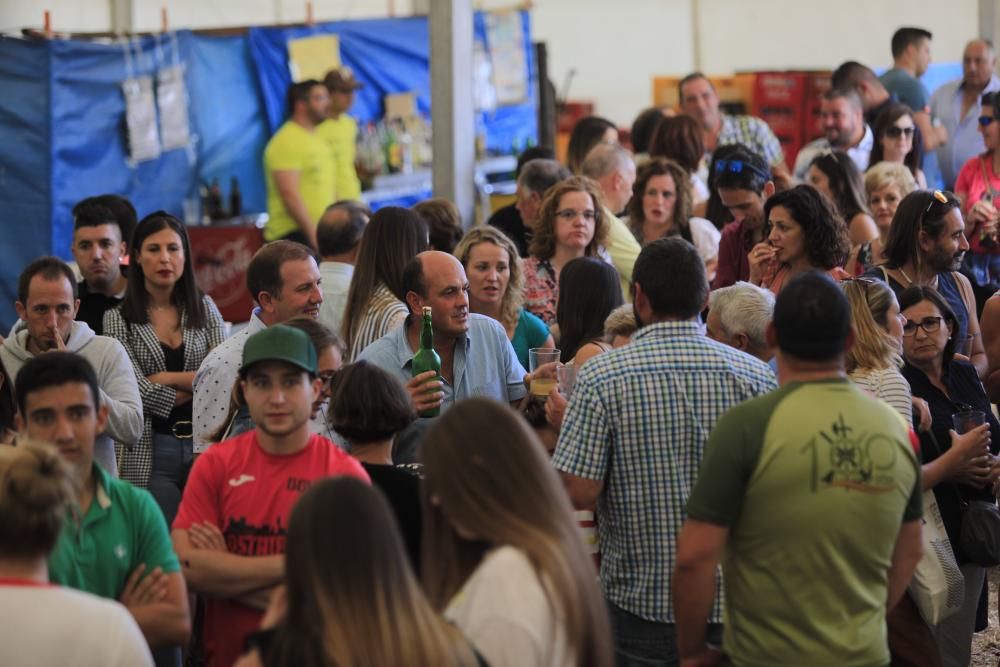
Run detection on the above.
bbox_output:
[718,113,785,166]
[552,321,777,622]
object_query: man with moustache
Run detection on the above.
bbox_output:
[70,195,137,335]
[863,189,988,378]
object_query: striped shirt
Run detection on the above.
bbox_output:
[552,321,777,622]
[718,113,784,166]
[849,366,913,425]
[347,282,409,361]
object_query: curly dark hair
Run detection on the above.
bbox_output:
[626,158,694,245]
[763,185,850,270]
[529,177,609,260]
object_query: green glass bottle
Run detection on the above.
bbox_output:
[411,306,442,418]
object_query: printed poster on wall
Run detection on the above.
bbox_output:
[484,11,528,106]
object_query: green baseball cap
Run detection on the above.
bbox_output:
[240,324,317,375]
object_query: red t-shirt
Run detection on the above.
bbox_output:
[173,431,369,667]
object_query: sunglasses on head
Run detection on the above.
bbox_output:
[713,159,769,182]
[885,126,915,139]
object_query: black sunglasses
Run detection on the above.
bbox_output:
[885,126,915,139]
[979,115,997,127]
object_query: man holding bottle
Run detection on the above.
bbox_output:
[358,251,527,417]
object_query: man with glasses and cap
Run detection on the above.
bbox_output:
[173,324,368,667]
[711,146,776,289]
[319,67,364,202]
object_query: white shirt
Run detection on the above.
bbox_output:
[318,261,354,338]
[793,124,875,180]
[930,75,1000,188]
[192,309,266,452]
[0,583,153,667]
[445,546,573,667]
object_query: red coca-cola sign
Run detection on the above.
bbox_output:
[189,226,263,323]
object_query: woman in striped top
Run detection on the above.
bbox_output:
[341,206,428,360]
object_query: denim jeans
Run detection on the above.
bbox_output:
[608,602,723,667]
[149,431,194,527]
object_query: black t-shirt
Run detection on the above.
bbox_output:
[76,280,124,336]
[362,462,423,572]
[488,203,530,258]
[151,342,193,432]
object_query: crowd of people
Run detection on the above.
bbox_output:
[5,24,1000,667]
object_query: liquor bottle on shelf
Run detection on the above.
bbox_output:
[229,176,242,218]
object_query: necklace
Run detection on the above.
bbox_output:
[897,266,938,288]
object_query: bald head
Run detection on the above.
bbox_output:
[964,39,997,90]
[316,201,369,261]
[402,250,470,337]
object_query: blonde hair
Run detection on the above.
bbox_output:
[267,477,478,667]
[453,226,524,330]
[529,177,609,260]
[421,399,614,667]
[0,441,78,559]
[864,161,918,199]
[842,279,902,372]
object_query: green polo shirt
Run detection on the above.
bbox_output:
[48,463,180,599]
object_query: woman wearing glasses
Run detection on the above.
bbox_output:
[899,286,999,667]
[955,92,1000,314]
[522,177,609,327]
[625,158,721,279]
[868,103,927,188]
[104,212,225,523]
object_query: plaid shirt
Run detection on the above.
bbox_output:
[552,321,777,622]
[718,113,784,167]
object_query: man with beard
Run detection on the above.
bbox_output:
[551,238,776,664]
[793,88,873,180]
[70,195,136,335]
[863,189,987,378]
[263,80,334,249]
[173,324,368,667]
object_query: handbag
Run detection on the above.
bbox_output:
[926,429,1000,568]
[909,490,965,625]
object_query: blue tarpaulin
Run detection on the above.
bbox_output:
[0,13,536,330]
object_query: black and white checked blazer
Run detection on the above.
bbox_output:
[103,295,226,487]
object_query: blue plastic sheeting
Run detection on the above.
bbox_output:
[186,33,268,214]
[0,37,52,328]
[247,11,537,154]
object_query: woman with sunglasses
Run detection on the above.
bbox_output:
[868,103,927,188]
[899,286,999,667]
[955,92,1000,314]
[104,212,225,523]
[522,177,609,327]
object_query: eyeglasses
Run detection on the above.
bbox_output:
[885,126,915,139]
[979,115,996,127]
[555,209,596,222]
[924,189,950,215]
[902,316,944,336]
[840,276,880,305]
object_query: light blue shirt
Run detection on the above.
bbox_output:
[358,313,528,408]
[930,74,1000,188]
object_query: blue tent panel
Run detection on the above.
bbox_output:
[0,37,52,329]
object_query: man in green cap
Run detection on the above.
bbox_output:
[171,324,368,667]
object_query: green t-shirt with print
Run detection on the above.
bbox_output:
[687,379,921,667]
